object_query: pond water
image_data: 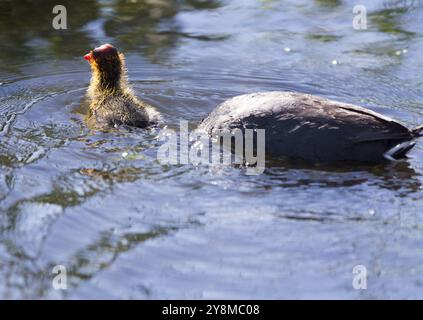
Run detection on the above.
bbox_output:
[1,0,423,299]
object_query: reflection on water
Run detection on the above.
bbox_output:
[264,159,421,193]
[1,0,423,299]
[0,0,99,67]
[104,0,223,61]
[0,0,223,68]
[370,6,416,37]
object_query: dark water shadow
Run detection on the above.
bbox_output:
[103,0,224,63]
[0,0,99,69]
[262,155,421,193]
[369,1,421,38]
[0,0,224,71]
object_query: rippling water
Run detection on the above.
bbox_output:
[1,0,423,299]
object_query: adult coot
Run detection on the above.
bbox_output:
[83,44,159,129]
[198,91,423,164]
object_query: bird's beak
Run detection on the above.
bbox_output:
[84,52,93,62]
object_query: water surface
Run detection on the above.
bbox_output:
[1,0,423,299]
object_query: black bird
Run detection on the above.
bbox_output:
[199,91,423,164]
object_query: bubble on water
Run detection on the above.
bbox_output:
[122,152,129,158]
[402,49,408,54]
[395,50,402,56]
[331,60,339,65]
[284,47,291,53]
[369,209,375,216]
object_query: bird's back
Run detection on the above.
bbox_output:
[199,92,415,163]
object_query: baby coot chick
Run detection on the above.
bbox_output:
[199,91,423,164]
[84,44,159,129]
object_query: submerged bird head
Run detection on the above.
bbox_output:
[84,44,128,97]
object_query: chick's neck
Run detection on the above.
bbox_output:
[89,58,127,98]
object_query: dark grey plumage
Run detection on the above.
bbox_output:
[199,91,422,164]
